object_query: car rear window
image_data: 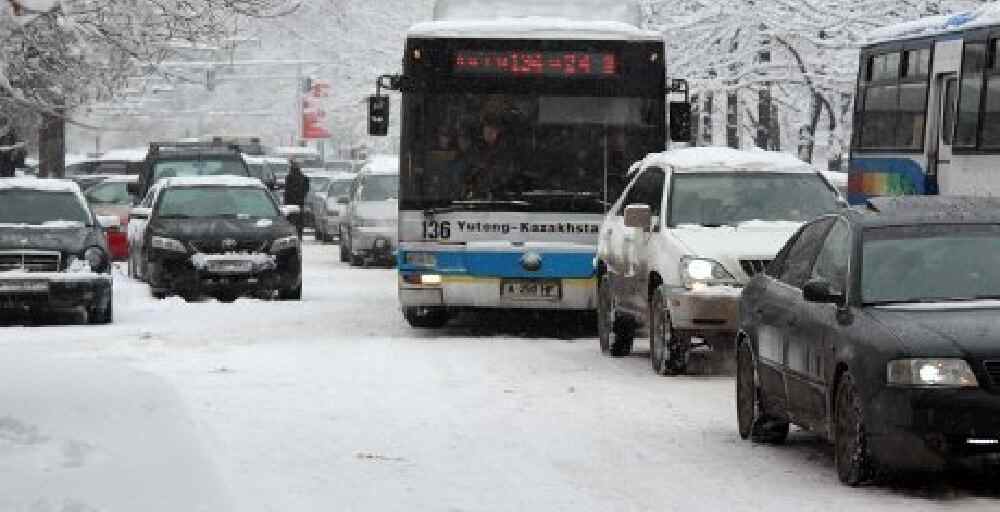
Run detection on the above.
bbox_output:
[153,159,248,182]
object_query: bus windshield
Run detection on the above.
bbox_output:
[405,93,661,213]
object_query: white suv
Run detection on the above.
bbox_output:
[596,148,841,374]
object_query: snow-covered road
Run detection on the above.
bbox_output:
[2,242,998,511]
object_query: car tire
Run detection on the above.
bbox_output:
[597,274,614,354]
[88,291,113,325]
[279,284,302,301]
[835,372,875,486]
[403,307,449,328]
[598,273,634,357]
[650,285,687,375]
[339,237,350,263]
[217,293,239,303]
[736,341,790,443]
[351,254,365,267]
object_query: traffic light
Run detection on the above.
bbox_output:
[369,96,390,137]
[206,69,217,91]
[303,77,313,93]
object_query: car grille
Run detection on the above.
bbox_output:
[740,259,772,277]
[0,251,61,273]
[984,361,1000,388]
[189,240,269,254]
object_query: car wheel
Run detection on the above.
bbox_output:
[339,237,350,262]
[151,288,168,300]
[217,292,239,303]
[351,253,365,267]
[88,290,113,325]
[736,340,789,443]
[650,285,687,375]
[597,274,613,354]
[835,372,875,486]
[609,315,634,358]
[279,284,302,301]
[403,307,449,328]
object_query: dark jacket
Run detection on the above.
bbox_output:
[0,130,22,178]
[283,166,310,206]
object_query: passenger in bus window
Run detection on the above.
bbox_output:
[465,111,522,200]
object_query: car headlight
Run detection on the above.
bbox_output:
[887,359,979,388]
[680,256,736,288]
[404,252,436,268]
[151,236,187,253]
[271,235,300,253]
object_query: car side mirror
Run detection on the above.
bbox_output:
[670,101,693,143]
[280,205,301,219]
[129,207,152,220]
[803,279,843,304]
[97,215,120,230]
[127,181,141,196]
[624,204,652,230]
[368,95,390,136]
[836,197,849,209]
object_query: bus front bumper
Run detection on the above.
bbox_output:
[399,274,597,311]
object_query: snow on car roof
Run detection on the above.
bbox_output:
[98,147,149,162]
[361,155,399,175]
[159,176,266,188]
[271,146,320,157]
[415,0,657,40]
[99,175,140,184]
[642,147,814,173]
[0,177,83,193]
[867,4,1000,45]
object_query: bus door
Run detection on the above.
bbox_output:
[930,73,959,195]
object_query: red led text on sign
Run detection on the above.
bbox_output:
[453,51,618,78]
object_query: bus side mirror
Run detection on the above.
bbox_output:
[670,102,692,143]
[369,96,390,137]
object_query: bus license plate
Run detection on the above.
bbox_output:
[207,261,254,274]
[0,280,48,293]
[502,279,561,301]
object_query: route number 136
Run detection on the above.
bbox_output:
[423,220,451,240]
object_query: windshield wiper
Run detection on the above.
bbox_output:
[158,214,191,219]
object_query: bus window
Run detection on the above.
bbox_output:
[862,85,899,147]
[871,52,900,81]
[956,42,987,147]
[898,83,928,148]
[902,49,931,79]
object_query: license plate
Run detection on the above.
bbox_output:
[501,279,561,301]
[206,261,254,274]
[0,280,48,293]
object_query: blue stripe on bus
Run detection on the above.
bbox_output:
[399,250,596,279]
[847,157,929,205]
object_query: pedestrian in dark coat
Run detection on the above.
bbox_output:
[0,121,20,178]
[283,161,310,238]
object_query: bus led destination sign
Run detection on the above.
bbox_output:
[453,50,618,77]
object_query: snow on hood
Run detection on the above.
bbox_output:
[671,222,802,262]
[355,200,398,221]
[642,147,814,172]
[362,155,399,175]
[0,177,82,193]
[868,5,1000,45]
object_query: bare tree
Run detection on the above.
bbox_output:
[1,0,299,175]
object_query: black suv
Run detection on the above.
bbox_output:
[138,177,302,302]
[131,141,251,200]
[0,179,116,323]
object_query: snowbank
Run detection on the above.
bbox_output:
[868,4,1000,45]
[643,147,814,172]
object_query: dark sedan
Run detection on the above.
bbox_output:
[736,196,1000,485]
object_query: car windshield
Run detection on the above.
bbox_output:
[863,224,1000,304]
[86,182,130,205]
[361,175,398,201]
[156,186,278,219]
[0,190,91,225]
[668,172,839,227]
[153,159,247,182]
[308,177,331,193]
[327,180,352,198]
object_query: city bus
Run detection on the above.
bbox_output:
[849,6,1000,204]
[369,0,684,328]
